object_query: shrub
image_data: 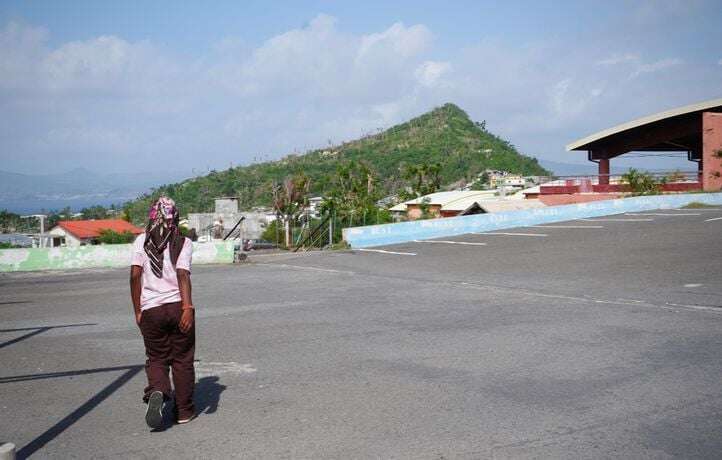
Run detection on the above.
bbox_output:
[621,168,660,195]
[98,229,136,244]
[682,202,717,209]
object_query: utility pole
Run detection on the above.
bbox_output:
[21,214,47,248]
[328,212,333,247]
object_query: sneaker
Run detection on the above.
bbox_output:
[145,391,164,429]
[176,414,196,425]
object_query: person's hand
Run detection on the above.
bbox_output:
[135,311,143,327]
[179,308,194,333]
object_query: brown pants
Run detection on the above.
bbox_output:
[140,302,195,419]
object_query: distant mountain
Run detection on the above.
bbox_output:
[123,103,550,223]
[538,160,598,176]
[0,168,193,213]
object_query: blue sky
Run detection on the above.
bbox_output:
[1,0,721,174]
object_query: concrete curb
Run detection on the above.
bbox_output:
[0,443,16,460]
[343,192,722,248]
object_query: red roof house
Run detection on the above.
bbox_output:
[49,219,143,247]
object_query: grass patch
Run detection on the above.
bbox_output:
[682,202,718,209]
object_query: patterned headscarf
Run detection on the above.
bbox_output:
[144,196,184,278]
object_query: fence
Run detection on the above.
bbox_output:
[0,241,235,272]
[539,171,701,195]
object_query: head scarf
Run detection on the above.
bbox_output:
[144,196,184,278]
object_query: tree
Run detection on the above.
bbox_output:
[400,162,442,200]
[321,160,388,230]
[98,229,136,244]
[272,174,310,247]
[81,205,109,220]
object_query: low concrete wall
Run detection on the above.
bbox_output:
[0,241,235,272]
[344,192,722,248]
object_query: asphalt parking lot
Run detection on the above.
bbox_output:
[2,207,722,458]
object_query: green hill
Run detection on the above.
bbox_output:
[123,103,549,223]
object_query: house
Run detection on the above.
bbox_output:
[390,190,547,220]
[48,219,143,247]
[187,198,270,241]
[390,190,498,220]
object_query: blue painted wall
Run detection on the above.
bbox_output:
[343,193,722,248]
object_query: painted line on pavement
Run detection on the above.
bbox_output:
[473,232,548,237]
[531,225,604,229]
[414,240,487,246]
[704,216,722,222]
[355,248,417,256]
[255,263,355,274]
[626,213,701,216]
[579,218,653,222]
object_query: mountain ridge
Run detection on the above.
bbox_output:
[121,103,550,223]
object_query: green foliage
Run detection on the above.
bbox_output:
[417,197,434,219]
[0,241,16,249]
[97,229,136,244]
[682,201,718,209]
[621,168,661,195]
[261,219,282,245]
[0,210,23,233]
[81,205,109,220]
[400,162,442,200]
[121,103,550,224]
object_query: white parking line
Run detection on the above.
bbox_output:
[625,213,701,216]
[256,263,355,274]
[579,218,653,222]
[355,248,417,256]
[473,232,548,237]
[532,225,604,229]
[413,240,487,246]
[704,216,722,222]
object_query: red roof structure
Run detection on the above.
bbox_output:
[57,220,143,239]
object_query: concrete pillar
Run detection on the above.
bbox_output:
[598,158,610,185]
[702,112,722,191]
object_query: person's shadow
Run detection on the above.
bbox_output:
[156,376,227,431]
[195,376,227,415]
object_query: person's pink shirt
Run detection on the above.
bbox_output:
[131,233,193,311]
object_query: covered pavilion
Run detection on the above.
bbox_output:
[566,98,722,192]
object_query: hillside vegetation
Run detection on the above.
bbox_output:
[123,103,549,223]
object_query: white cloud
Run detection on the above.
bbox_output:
[357,22,431,61]
[0,15,719,175]
[414,61,452,87]
[596,53,639,66]
[629,57,682,79]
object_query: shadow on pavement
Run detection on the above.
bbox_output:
[0,323,97,350]
[0,364,143,459]
[195,375,227,415]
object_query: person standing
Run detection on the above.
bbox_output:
[130,197,196,429]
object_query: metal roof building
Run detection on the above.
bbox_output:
[566,98,722,191]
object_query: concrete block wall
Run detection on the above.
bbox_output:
[344,192,722,248]
[0,241,235,272]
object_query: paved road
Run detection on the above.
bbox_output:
[2,208,722,458]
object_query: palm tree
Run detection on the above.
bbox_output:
[272,174,310,247]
